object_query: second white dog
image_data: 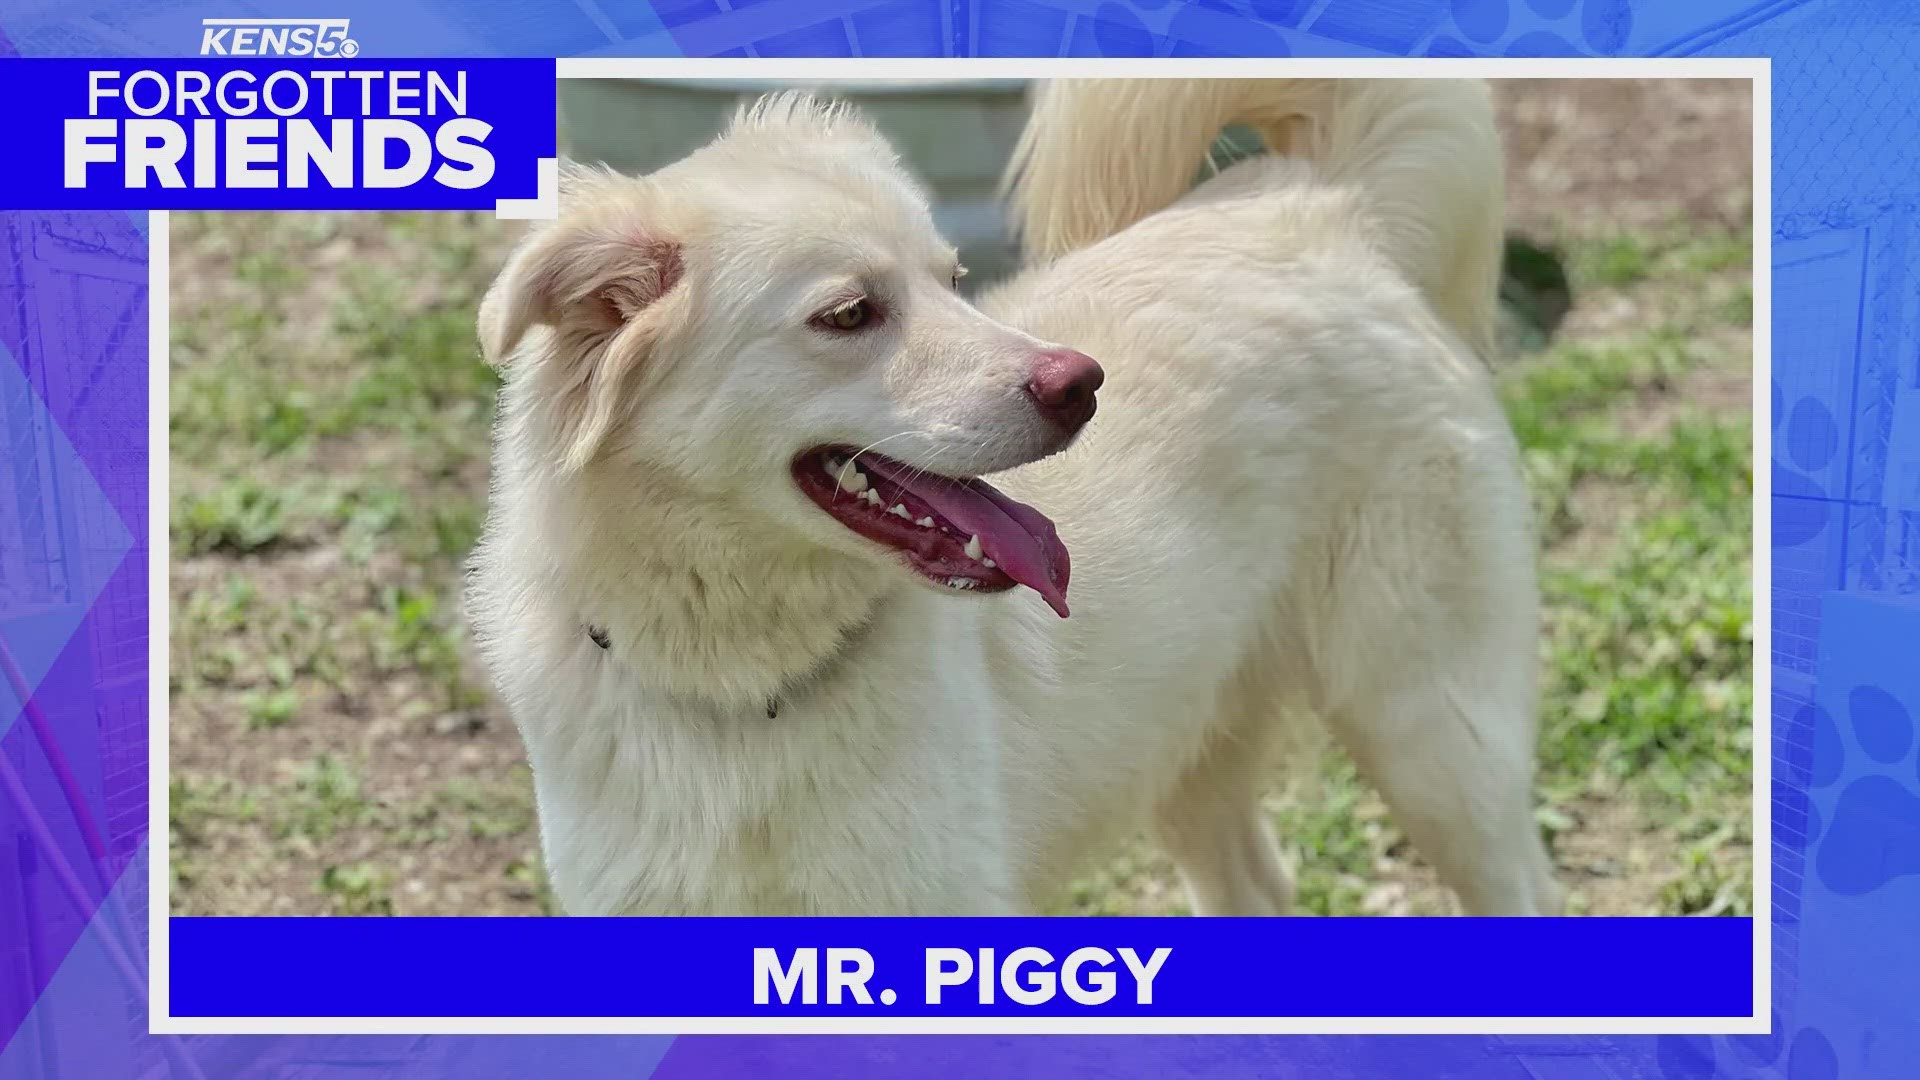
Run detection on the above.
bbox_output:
[467,78,1563,916]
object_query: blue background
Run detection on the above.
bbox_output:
[2,0,1915,1077]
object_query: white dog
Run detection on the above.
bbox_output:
[467,79,1563,917]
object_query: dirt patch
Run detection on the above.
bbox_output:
[169,542,543,915]
[1621,348,1755,439]
[1495,79,1754,239]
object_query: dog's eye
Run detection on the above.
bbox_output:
[819,299,872,331]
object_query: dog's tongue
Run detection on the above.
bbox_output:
[859,457,1073,618]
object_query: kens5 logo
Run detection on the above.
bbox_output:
[199,18,361,57]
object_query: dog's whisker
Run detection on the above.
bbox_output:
[849,430,930,463]
[833,431,932,497]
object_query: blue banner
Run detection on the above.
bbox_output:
[170,917,1754,1018]
[0,58,554,209]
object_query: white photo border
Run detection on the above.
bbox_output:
[149,55,1773,1036]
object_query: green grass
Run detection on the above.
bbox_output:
[168,212,541,916]
[243,687,300,730]
[1498,228,1752,911]
[320,861,395,915]
[1567,227,1751,293]
[173,480,299,556]
[280,754,374,841]
[1509,231,1753,838]
[1576,234,1655,289]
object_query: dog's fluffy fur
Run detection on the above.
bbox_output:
[468,79,1564,916]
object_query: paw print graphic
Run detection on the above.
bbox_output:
[1745,672,1920,1079]
[1799,685,1920,896]
[1081,0,1637,58]
[1773,376,1840,549]
[1085,0,1294,58]
[1431,0,1634,57]
[1653,1024,1839,1080]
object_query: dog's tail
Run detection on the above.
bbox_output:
[1004,79,1504,359]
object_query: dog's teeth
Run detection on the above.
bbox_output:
[982,559,995,569]
[861,488,882,505]
[963,534,983,561]
[915,516,935,528]
[888,504,912,519]
[824,456,871,494]
[946,577,975,590]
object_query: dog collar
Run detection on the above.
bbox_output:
[583,623,780,718]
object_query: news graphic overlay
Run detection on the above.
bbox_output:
[196,17,363,58]
[0,44,555,211]
[8,0,1919,1073]
[166,917,1753,1019]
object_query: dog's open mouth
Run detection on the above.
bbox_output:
[791,447,1072,617]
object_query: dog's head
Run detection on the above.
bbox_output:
[480,93,1098,616]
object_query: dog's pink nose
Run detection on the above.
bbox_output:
[1026,349,1104,430]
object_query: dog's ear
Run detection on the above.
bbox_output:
[478,177,688,471]
[477,220,684,367]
